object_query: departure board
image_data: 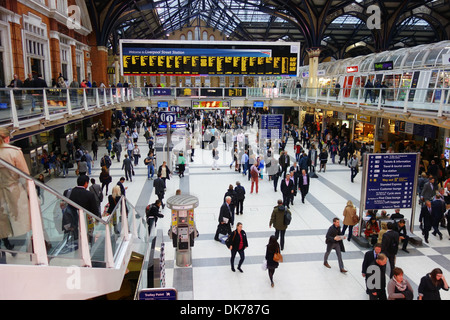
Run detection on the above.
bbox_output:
[120,40,300,77]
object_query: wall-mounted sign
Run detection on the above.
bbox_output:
[356,114,371,122]
[374,61,394,71]
[346,66,359,73]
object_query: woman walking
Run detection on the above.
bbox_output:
[387,267,414,300]
[418,268,449,300]
[228,222,248,273]
[265,235,280,287]
[342,200,358,241]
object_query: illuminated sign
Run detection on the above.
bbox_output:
[120,40,300,77]
[374,61,394,71]
[346,66,359,73]
[192,101,230,109]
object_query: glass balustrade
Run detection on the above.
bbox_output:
[0,86,448,128]
[0,157,148,269]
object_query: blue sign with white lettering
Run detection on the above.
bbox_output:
[153,89,172,96]
[260,114,284,139]
[159,112,176,123]
[365,153,418,210]
[138,288,177,300]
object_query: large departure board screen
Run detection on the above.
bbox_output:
[120,40,300,77]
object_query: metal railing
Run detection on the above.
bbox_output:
[0,85,448,129]
[0,157,149,268]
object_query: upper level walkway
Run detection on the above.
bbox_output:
[0,85,449,135]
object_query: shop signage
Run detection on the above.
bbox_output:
[374,61,394,71]
[253,101,264,108]
[346,66,359,73]
[364,153,418,210]
[356,114,371,122]
[107,67,115,74]
[153,88,172,96]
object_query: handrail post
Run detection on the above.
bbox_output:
[438,89,445,117]
[66,89,73,115]
[104,223,114,268]
[103,88,108,107]
[78,208,92,267]
[121,197,130,241]
[43,89,50,120]
[403,88,410,113]
[95,88,100,108]
[27,179,49,266]
[9,89,20,128]
[83,89,89,111]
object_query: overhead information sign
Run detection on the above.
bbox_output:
[260,114,284,139]
[120,40,300,77]
[364,153,418,210]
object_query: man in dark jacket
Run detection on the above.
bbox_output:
[153,173,166,209]
[214,196,233,241]
[280,175,295,209]
[362,243,382,278]
[431,194,445,240]
[146,200,164,234]
[67,174,101,236]
[366,253,388,300]
[380,222,399,278]
[299,169,310,204]
[122,154,133,182]
[234,181,246,215]
[324,217,347,273]
[419,200,433,243]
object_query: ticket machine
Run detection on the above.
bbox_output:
[166,194,199,267]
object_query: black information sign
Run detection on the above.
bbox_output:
[120,40,299,77]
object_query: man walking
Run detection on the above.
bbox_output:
[299,169,310,204]
[234,181,246,215]
[324,218,347,273]
[366,253,388,300]
[269,200,290,251]
[380,222,399,278]
[122,154,134,182]
[349,154,359,183]
[153,173,166,209]
[280,174,295,209]
[215,196,234,241]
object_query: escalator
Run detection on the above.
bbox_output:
[0,157,156,299]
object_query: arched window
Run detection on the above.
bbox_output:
[203,31,208,41]
[187,31,193,40]
[209,35,215,41]
[180,34,186,40]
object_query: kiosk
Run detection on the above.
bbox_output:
[166,194,199,267]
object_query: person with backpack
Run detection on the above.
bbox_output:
[144,152,155,180]
[100,153,112,169]
[269,199,291,251]
[146,200,164,234]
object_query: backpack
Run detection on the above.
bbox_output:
[284,208,292,226]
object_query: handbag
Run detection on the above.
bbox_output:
[273,249,283,263]
[261,259,268,271]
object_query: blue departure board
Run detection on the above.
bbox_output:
[365,153,418,210]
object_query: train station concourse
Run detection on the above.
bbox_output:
[0,0,450,308]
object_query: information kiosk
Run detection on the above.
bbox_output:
[166,194,199,267]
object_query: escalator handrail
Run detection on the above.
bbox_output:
[0,157,107,226]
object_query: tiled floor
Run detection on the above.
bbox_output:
[44,124,450,300]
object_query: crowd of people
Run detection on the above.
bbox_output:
[1,100,450,299]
